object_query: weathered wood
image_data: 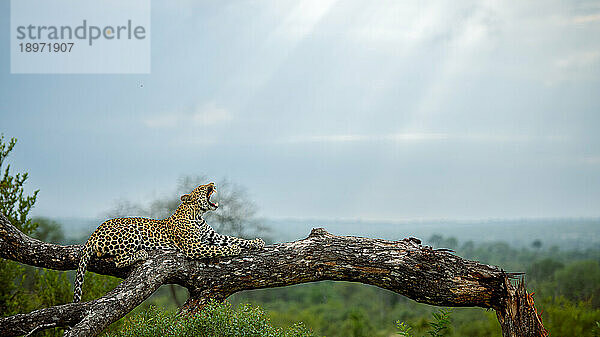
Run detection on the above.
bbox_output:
[176,228,506,310]
[0,213,548,337]
[496,277,549,337]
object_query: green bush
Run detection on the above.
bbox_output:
[0,135,39,316]
[106,301,315,337]
[553,260,600,307]
[540,297,600,337]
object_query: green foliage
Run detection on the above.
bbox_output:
[396,321,413,337]
[0,264,29,316]
[541,297,600,337]
[105,302,314,337]
[553,260,600,307]
[34,269,72,308]
[428,309,452,336]
[236,281,498,337]
[81,271,122,302]
[449,309,500,336]
[25,270,121,336]
[237,282,395,337]
[0,135,39,316]
[396,308,452,337]
[0,135,39,235]
[340,308,375,337]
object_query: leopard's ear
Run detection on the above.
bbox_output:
[180,194,192,203]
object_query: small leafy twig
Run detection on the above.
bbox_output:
[396,308,453,337]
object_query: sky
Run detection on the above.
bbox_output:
[1,0,599,221]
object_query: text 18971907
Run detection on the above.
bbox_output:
[19,42,74,53]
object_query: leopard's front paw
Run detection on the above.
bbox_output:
[251,238,265,249]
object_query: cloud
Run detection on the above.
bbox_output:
[555,51,600,69]
[570,14,600,24]
[143,102,232,129]
[581,156,600,165]
[285,133,446,143]
[543,50,600,85]
[271,0,337,40]
[284,133,446,143]
[284,132,566,144]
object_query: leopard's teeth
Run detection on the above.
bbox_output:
[214,202,219,207]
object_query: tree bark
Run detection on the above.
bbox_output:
[0,213,547,337]
[496,277,549,337]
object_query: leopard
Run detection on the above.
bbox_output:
[73,182,265,303]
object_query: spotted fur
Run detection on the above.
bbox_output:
[73,182,265,303]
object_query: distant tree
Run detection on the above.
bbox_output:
[460,240,475,254]
[107,175,268,240]
[443,237,458,250]
[32,217,66,244]
[427,235,458,250]
[531,240,542,250]
[527,258,564,283]
[428,234,443,248]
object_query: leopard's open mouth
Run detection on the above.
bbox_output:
[207,186,219,209]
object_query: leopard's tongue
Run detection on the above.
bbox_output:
[209,190,218,207]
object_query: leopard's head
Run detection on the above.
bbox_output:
[180,182,218,213]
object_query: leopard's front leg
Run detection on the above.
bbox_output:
[205,229,265,250]
[178,231,242,259]
[205,231,265,249]
[184,242,242,259]
[196,219,265,250]
[233,237,265,249]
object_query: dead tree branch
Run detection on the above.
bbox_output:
[0,213,547,337]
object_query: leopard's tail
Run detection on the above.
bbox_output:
[73,241,94,303]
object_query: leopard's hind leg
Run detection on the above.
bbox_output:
[114,249,149,268]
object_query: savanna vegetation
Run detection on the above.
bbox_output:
[1,134,599,336]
